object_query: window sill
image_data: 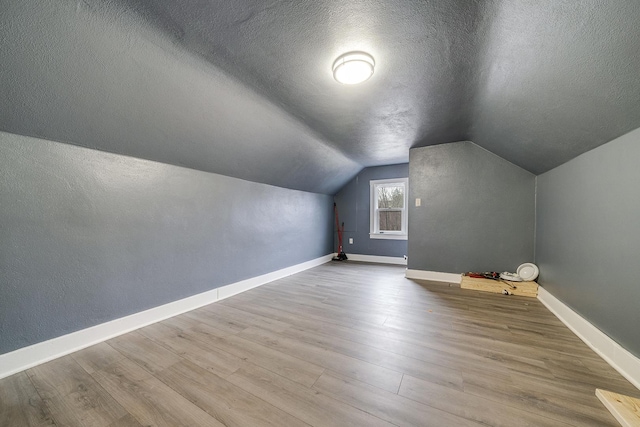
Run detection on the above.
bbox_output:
[370,233,408,241]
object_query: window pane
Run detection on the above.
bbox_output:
[377,186,404,209]
[378,210,402,231]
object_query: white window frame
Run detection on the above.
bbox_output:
[369,178,408,240]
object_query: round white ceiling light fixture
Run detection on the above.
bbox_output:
[332,52,375,85]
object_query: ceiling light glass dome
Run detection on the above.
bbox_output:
[332,52,375,85]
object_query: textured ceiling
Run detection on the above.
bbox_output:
[119,0,484,167]
[1,0,640,193]
[471,0,640,174]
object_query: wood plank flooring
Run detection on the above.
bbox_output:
[2,262,639,426]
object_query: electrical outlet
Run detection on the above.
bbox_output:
[348,238,354,244]
[415,198,421,207]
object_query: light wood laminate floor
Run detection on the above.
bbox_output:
[2,262,639,426]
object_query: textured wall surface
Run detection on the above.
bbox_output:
[0,1,359,194]
[0,131,333,354]
[333,164,408,258]
[408,142,535,273]
[536,127,640,358]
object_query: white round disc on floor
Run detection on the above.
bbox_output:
[517,263,539,281]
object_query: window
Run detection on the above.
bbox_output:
[370,178,408,240]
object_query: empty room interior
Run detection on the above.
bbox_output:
[2,1,640,426]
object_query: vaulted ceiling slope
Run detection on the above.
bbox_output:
[0,0,359,194]
[2,1,639,194]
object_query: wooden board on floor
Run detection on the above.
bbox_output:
[460,276,538,297]
[596,389,640,427]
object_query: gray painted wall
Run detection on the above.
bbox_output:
[408,142,535,273]
[536,127,640,358]
[333,164,408,258]
[0,131,333,354]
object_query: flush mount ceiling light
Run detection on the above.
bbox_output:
[332,52,375,85]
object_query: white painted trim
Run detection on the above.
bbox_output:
[538,286,640,391]
[0,254,333,380]
[405,269,462,284]
[370,177,409,237]
[369,233,408,240]
[343,253,407,266]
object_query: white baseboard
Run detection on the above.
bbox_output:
[405,269,462,283]
[341,253,407,265]
[538,286,640,391]
[0,254,333,380]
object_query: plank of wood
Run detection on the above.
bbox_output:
[159,313,211,333]
[313,371,484,426]
[182,309,250,334]
[203,303,291,333]
[461,276,538,297]
[71,342,125,374]
[91,358,224,427]
[157,360,310,427]
[106,332,182,374]
[464,370,620,426]
[106,414,143,427]
[278,323,467,390]
[227,363,395,427]
[596,389,640,427]
[137,321,190,341]
[27,356,128,427]
[0,372,56,426]
[225,290,389,325]
[144,328,248,378]
[180,328,326,387]
[399,373,573,427]
[238,326,404,393]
